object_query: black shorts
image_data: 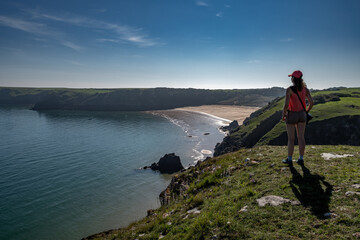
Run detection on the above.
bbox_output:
[286,110,306,124]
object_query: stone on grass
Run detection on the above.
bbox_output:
[345,191,360,196]
[187,208,201,214]
[352,184,360,189]
[353,232,360,238]
[256,195,300,207]
[239,205,248,213]
[321,153,354,160]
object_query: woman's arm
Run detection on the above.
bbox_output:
[305,88,314,112]
[282,87,291,121]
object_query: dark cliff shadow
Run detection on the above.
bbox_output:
[289,163,333,219]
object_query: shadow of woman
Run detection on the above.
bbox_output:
[289,163,333,218]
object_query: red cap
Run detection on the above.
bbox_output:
[288,70,303,78]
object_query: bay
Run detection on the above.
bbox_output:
[0,106,225,240]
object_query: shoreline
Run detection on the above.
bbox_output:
[172,105,260,125]
[147,105,260,163]
[83,105,259,239]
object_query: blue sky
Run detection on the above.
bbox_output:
[0,0,359,89]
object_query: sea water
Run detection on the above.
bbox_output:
[0,106,226,240]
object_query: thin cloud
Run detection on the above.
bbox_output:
[196,1,209,7]
[225,4,231,8]
[216,12,223,17]
[25,9,160,47]
[61,41,83,51]
[0,15,81,51]
[0,15,58,37]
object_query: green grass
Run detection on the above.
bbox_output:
[84,145,360,240]
[225,88,360,147]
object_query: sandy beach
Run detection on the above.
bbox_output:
[173,105,260,124]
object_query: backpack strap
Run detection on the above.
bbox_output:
[290,86,307,112]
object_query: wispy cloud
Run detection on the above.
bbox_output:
[216,12,223,17]
[61,41,83,51]
[0,15,83,51]
[225,5,231,8]
[0,15,58,37]
[25,9,160,47]
[196,1,209,7]
[279,38,294,42]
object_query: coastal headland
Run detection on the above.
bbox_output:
[83,87,360,240]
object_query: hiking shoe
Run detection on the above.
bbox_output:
[282,158,292,164]
[296,159,304,165]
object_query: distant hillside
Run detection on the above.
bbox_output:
[214,88,360,156]
[0,87,284,111]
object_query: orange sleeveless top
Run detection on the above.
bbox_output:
[289,87,307,112]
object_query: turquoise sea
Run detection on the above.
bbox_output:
[0,106,226,240]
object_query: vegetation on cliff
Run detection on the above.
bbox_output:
[79,87,360,239]
[0,87,284,110]
[214,88,360,156]
[83,145,360,239]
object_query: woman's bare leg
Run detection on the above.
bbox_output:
[296,122,306,156]
[286,124,296,157]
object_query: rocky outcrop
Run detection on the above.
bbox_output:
[159,173,193,206]
[220,120,239,133]
[144,153,184,174]
[214,110,282,156]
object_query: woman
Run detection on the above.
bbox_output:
[282,70,314,165]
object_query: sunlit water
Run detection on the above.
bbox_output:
[0,106,226,240]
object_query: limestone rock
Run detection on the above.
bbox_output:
[345,191,360,196]
[239,205,248,213]
[321,153,354,160]
[353,232,360,238]
[187,208,201,214]
[257,195,300,207]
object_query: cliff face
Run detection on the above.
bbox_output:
[268,115,360,146]
[0,87,285,110]
[214,88,360,156]
[214,110,282,156]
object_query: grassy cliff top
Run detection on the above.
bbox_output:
[213,88,360,155]
[84,145,360,240]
